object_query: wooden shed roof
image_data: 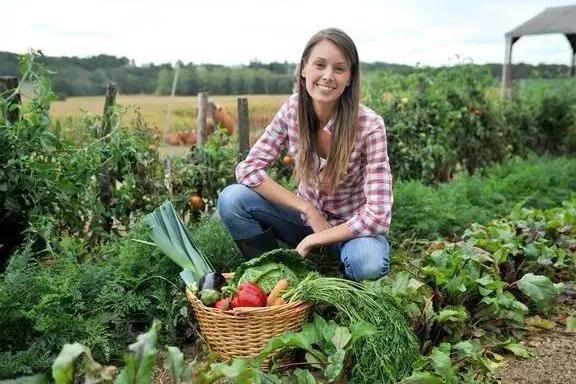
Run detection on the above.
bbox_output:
[508,5,576,37]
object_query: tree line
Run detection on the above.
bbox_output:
[0,51,572,98]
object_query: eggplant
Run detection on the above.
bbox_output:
[198,272,226,292]
[198,272,227,306]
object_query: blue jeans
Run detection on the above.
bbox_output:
[217,184,390,281]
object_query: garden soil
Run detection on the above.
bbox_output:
[496,292,576,384]
[496,329,576,384]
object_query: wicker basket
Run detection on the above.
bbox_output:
[186,287,312,361]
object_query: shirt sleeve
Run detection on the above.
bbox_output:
[345,117,393,237]
[235,99,290,187]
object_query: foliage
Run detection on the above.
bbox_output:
[364,65,506,182]
[166,129,240,218]
[189,214,242,272]
[285,273,421,384]
[508,79,576,155]
[391,156,576,241]
[399,340,510,384]
[50,314,372,384]
[0,221,187,379]
[257,313,376,381]
[0,52,166,263]
[378,198,575,379]
[0,210,242,379]
[51,320,160,384]
[363,65,576,184]
[2,51,574,97]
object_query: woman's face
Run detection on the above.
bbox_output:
[301,39,351,113]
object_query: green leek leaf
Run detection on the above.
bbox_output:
[145,201,213,284]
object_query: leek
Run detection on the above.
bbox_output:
[145,200,213,284]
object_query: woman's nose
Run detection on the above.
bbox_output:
[322,68,334,81]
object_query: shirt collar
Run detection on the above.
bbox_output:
[323,117,335,133]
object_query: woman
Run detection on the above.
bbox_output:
[218,28,392,281]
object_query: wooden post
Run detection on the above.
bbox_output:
[197,92,208,146]
[237,97,250,157]
[567,34,576,77]
[0,76,21,123]
[99,82,118,235]
[501,34,514,100]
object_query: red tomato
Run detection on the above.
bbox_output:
[282,155,293,167]
[190,194,204,210]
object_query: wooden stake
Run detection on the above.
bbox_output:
[238,97,250,157]
[197,92,208,146]
[99,82,118,235]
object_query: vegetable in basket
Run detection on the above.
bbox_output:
[140,200,214,288]
[231,283,267,308]
[197,271,226,306]
[266,279,289,306]
[230,249,311,293]
[214,297,232,310]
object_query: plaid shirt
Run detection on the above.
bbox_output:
[235,94,393,237]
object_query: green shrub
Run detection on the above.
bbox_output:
[0,220,187,379]
[191,214,242,272]
[392,156,576,240]
[363,67,576,184]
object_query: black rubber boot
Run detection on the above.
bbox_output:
[234,228,278,260]
[339,262,352,280]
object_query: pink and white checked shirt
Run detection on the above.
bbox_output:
[235,94,393,237]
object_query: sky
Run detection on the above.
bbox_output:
[3,0,575,67]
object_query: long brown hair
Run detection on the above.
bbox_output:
[295,28,361,192]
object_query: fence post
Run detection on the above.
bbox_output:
[197,92,208,146]
[0,76,21,123]
[99,82,118,235]
[237,97,250,157]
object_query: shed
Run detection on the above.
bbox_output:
[502,5,576,98]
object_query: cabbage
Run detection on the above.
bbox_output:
[232,249,311,293]
[238,263,299,293]
[237,262,282,288]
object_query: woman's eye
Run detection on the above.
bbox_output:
[315,63,325,69]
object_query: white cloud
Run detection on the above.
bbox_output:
[2,0,574,66]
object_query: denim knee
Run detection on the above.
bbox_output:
[340,236,390,281]
[217,184,263,239]
[218,184,252,219]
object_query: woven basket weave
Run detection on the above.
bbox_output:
[186,287,312,361]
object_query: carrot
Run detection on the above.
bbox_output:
[266,279,289,306]
[270,296,286,306]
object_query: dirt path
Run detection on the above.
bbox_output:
[496,330,576,384]
[496,292,576,384]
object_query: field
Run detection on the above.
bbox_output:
[50,94,289,133]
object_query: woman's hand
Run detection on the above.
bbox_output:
[296,234,318,257]
[303,204,332,233]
